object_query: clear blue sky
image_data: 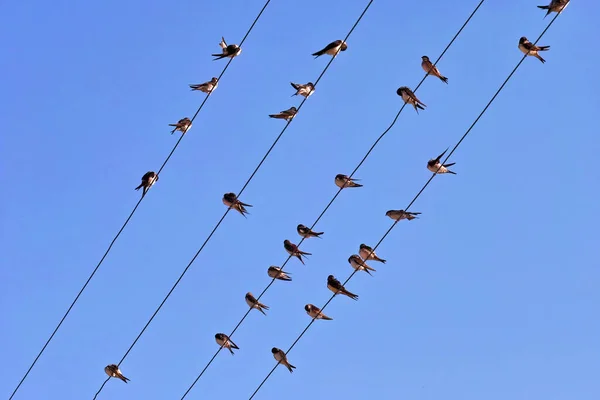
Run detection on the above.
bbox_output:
[1,1,599,399]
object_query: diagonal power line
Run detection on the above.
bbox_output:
[92,1,374,399]
[247,12,563,399]
[7,2,273,399]
[178,0,487,397]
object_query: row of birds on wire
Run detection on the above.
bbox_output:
[104,0,567,385]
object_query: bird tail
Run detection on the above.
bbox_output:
[440,76,448,84]
[296,255,306,265]
[538,45,550,51]
[314,231,324,237]
[536,54,546,63]
[444,162,456,168]
[212,54,226,60]
[322,315,333,321]
[189,85,200,90]
[416,104,425,110]
[135,184,143,191]
[537,5,549,10]
[258,307,267,316]
[346,290,359,301]
[268,114,278,118]
[312,51,323,57]
[286,362,296,373]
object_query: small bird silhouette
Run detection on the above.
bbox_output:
[135,171,158,197]
[268,266,292,281]
[312,40,347,58]
[397,86,426,113]
[427,148,456,175]
[359,244,386,263]
[290,82,315,98]
[305,304,333,320]
[212,37,241,60]
[297,224,324,239]
[421,56,448,84]
[537,0,569,18]
[385,210,421,221]
[104,364,130,383]
[272,347,296,373]
[335,174,362,189]
[348,254,376,276]
[327,275,359,300]
[222,192,252,217]
[284,240,311,265]
[269,106,297,121]
[245,292,269,316]
[189,77,218,93]
[518,36,551,63]
[169,117,192,135]
[215,333,239,355]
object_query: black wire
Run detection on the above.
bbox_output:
[247,12,562,400]
[180,0,487,398]
[7,3,272,400]
[93,1,373,399]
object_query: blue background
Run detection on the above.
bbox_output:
[1,0,599,399]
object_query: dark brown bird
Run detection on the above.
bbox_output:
[222,192,252,217]
[284,239,311,265]
[169,117,192,135]
[104,364,130,383]
[518,36,551,63]
[312,40,348,58]
[135,171,158,197]
[327,275,358,300]
[297,224,323,239]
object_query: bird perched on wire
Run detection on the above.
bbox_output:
[518,37,551,63]
[104,364,130,383]
[348,254,376,276]
[537,0,569,18]
[268,266,292,281]
[189,77,218,93]
[297,224,323,239]
[397,86,427,113]
[284,240,311,265]
[290,82,315,98]
[135,171,158,197]
[385,210,421,221]
[359,243,386,263]
[169,117,192,135]
[215,333,239,355]
[212,37,241,60]
[427,148,456,175]
[312,40,347,58]
[421,56,448,84]
[222,192,252,217]
[335,174,362,189]
[327,275,359,300]
[269,106,297,121]
[245,292,269,316]
[272,348,296,373]
[305,304,333,320]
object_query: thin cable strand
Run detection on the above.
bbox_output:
[93,2,374,398]
[247,13,562,399]
[179,0,486,397]
[7,3,272,400]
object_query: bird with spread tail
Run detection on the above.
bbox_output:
[272,347,296,373]
[427,148,456,175]
[335,174,362,189]
[135,171,158,197]
[212,37,241,60]
[245,292,269,316]
[215,333,239,355]
[269,106,297,121]
[284,240,311,265]
[222,192,252,217]
[297,224,323,239]
[397,86,426,113]
[518,37,551,63]
[169,117,192,135]
[290,82,315,98]
[537,0,569,18]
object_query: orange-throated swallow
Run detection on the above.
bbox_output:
[305,304,333,320]
[135,171,158,197]
[297,224,323,239]
[359,244,386,263]
[212,37,241,60]
[348,254,376,276]
[386,210,421,221]
[397,86,426,113]
[104,364,130,383]
[272,347,296,373]
[335,174,362,189]
[222,192,252,217]
[245,292,269,316]
[189,77,218,93]
[290,82,315,98]
[284,240,311,265]
[327,274,358,300]
[215,333,239,355]
[312,40,347,58]
[519,36,550,63]
[427,148,456,174]
[421,56,448,84]
[269,106,297,121]
[169,117,192,135]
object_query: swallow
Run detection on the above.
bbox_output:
[297,224,323,239]
[385,210,422,221]
[169,117,192,135]
[212,37,241,60]
[305,304,333,320]
[104,364,130,383]
[269,106,297,121]
[222,192,252,217]
[215,333,239,355]
[359,244,386,264]
[335,174,362,189]
[427,148,456,175]
[312,40,348,58]
[135,171,158,197]
[290,82,315,98]
[268,266,292,281]
[327,274,358,300]
[284,239,311,265]
[272,347,296,373]
[537,0,569,18]
[421,56,448,84]
[396,86,426,113]
[348,254,376,276]
[189,77,218,93]
[519,37,551,63]
[245,292,269,316]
